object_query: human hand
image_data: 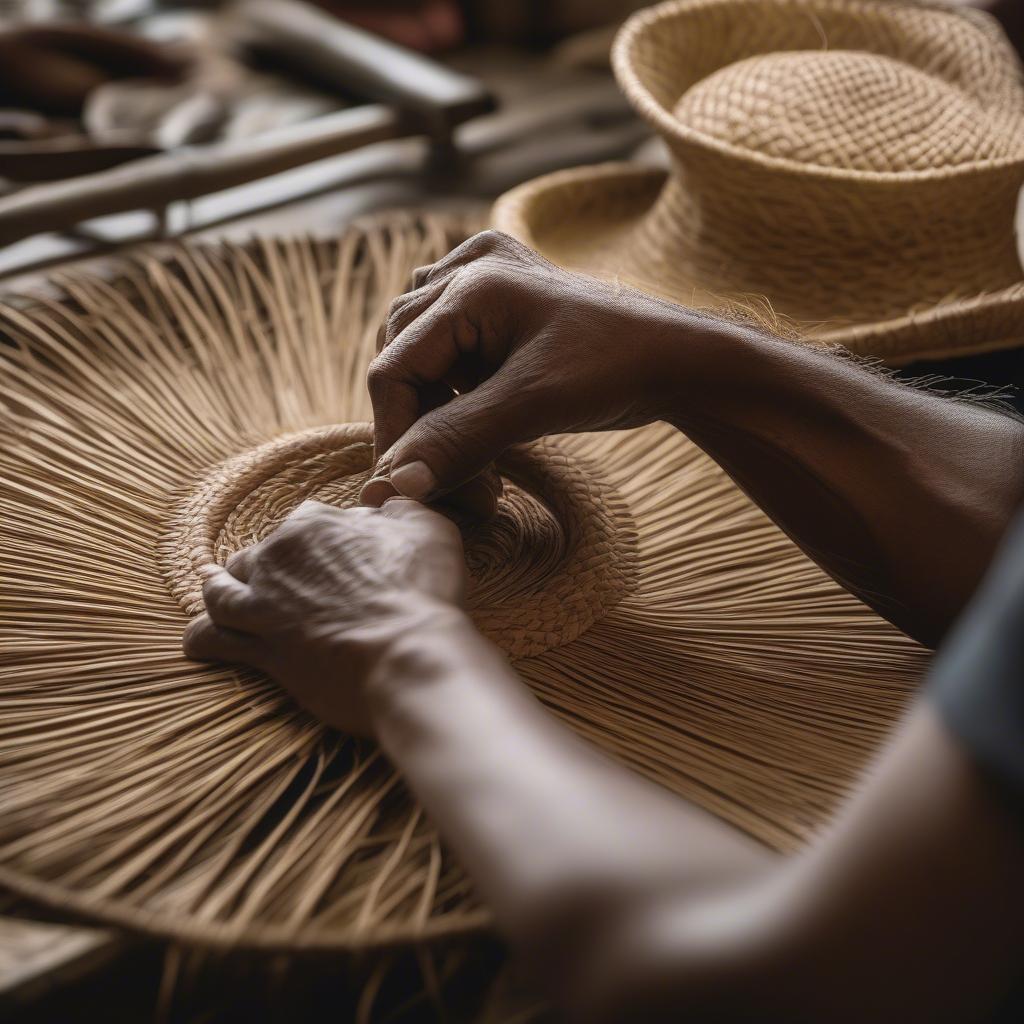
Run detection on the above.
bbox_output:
[183,498,468,735]
[361,230,691,510]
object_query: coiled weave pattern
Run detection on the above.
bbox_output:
[162,422,639,660]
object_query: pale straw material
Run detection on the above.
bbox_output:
[493,0,1024,364]
[0,212,927,952]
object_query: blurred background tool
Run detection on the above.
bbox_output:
[0,0,495,247]
[0,0,649,282]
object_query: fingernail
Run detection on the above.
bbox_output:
[374,441,397,465]
[359,476,398,507]
[389,460,437,500]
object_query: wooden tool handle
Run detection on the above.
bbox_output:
[0,105,403,247]
[233,0,496,137]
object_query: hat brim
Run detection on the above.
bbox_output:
[492,161,1024,366]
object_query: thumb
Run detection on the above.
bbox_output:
[381,376,534,501]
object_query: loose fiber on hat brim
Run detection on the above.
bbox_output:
[0,211,928,953]
[492,0,1024,366]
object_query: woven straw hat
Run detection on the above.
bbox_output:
[0,213,928,955]
[493,0,1024,364]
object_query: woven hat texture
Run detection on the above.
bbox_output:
[493,0,1024,364]
[0,213,927,952]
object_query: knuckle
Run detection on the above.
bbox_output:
[412,231,517,291]
[448,265,496,310]
[474,228,506,252]
[273,523,303,549]
[454,263,490,294]
[385,293,407,326]
[365,357,390,395]
[443,230,503,271]
[292,498,332,519]
[267,523,307,558]
[200,574,225,604]
[202,582,238,619]
[182,615,211,656]
[411,261,435,289]
[225,550,246,573]
[273,513,333,553]
[482,229,533,264]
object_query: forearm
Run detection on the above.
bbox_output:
[366,613,1024,1023]
[365,612,770,982]
[363,610,1024,1024]
[658,314,1024,646]
[570,704,1024,1024]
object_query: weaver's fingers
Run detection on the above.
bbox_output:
[286,498,337,522]
[225,546,257,583]
[367,296,480,465]
[380,493,467,532]
[361,467,501,518]
[372,376,531,503]
[369,232,534,459]
[363,369,503,515]
[435,469,503,521]
[410,229,528,288]
[377,274,453,355]
[200,564,263,631]
[183,614,267,669]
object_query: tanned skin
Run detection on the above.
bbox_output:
[186,231,1024,1022]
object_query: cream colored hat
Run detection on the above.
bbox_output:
[493,0,1024,364]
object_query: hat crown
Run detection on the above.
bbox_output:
[616,0,1024,180]
[675,50,1019,174]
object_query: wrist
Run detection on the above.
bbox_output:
[642,303,768,427]
[362,597,480,712]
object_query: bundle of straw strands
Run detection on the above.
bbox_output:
[0,210,929,952]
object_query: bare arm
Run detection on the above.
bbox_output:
[186,498,1024,1023]
[663,328,1024,646]
[560,703,1024,1023]
[369,636,1024,1023]
[362,230,1024,646]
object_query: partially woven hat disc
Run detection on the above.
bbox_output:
[0,214,927,953]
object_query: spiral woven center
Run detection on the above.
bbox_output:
[161,423,638,659]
